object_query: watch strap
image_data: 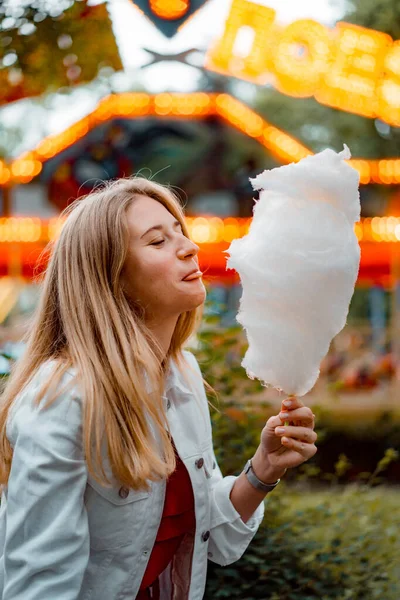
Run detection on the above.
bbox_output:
[243,459,281,492]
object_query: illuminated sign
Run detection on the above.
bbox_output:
[205,0,400,126]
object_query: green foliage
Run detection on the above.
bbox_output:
[205,485,400,599]
[196,310,400,598]
[343,0,400,40]
[368,448,400,485]
[0,0,122,107]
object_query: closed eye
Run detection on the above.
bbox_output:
[151,239,164,246]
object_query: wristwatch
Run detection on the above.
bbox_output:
[243,459,282,492]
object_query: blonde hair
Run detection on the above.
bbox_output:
[0,177,206,492]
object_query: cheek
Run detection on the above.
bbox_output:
[148,256,176,282]
[134,256,176,294]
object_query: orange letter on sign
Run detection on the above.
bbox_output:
[272,19,331,98]
[377,41,400,127]
[205,0,276,82]
[316,22,392,118]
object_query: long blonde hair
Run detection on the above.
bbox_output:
[0,177,205,492]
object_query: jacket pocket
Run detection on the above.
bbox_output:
[84,476,150,550]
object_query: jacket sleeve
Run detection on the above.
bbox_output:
[206,444,264,566]
[2,373,89,599]
[183,351,265,567]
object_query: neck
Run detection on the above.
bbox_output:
[146,315,178,363]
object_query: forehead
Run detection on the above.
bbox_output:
[126,195,176,236]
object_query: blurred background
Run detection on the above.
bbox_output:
[0,1,400,597]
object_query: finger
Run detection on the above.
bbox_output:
[275,425,317,444]
[281,396,304,411]
[266,414,286,430]
[279,407,315,426]
[280,436,317,459]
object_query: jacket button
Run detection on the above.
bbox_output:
[201,531,210,542]
[195,458,204,469]
[118,486,129,499]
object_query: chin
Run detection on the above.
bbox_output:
[181,289,206,313]
[188,295,206,312]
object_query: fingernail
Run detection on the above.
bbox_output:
[276,427,285,434]
[283,399,293,407]
[280,412,289,419]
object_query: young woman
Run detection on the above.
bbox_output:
[0,178,317,600]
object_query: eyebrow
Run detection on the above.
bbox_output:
[140,219,182,239]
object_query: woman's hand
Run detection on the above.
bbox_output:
[255,396,317,477]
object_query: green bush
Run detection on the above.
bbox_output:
[196,313,400,598]
[205,485,400,599]
[205,394,399,598]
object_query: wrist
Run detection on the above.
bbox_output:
[251,446,287,484]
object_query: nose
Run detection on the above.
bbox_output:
[177,237,200,260]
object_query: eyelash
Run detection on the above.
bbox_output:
[151,229,184,246]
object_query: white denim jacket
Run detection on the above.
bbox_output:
[0,351,264,600]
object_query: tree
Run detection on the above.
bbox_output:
[342,0,400,40]
[0,0,122,105]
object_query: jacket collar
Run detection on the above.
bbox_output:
[163,357,193,397]
[144,357,193,399]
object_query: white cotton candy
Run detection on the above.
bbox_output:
[226,145,361,397]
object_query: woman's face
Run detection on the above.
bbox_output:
[121,195,206,322]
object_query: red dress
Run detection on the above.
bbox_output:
[136,439,196,599]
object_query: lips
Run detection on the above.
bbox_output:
[182,269,203,281]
